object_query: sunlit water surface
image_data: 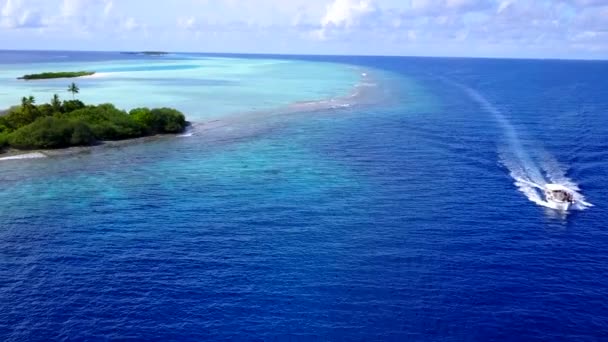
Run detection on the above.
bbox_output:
[1,51,608,341]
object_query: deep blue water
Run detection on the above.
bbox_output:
[1,52,608,341]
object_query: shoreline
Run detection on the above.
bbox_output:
[0,133,180,161]
[81,72,110,79]
[0,68,382,162]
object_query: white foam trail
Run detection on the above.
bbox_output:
[0,152,47,161]
[460,85,592,211]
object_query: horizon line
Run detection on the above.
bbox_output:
[0,48,606,62]
[0,48,608,62]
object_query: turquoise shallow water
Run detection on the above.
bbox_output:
[1,52,608,341]
[0,54,360,120]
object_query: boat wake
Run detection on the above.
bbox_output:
[462,85,592,211]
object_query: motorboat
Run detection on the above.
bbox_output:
[544,184,575,211]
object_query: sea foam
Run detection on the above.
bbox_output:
[460,84,592,211]
[0,152,47,161]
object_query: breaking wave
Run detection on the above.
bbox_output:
[0,152,47,161]
[462,85,592,211]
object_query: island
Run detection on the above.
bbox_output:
[0,93,188,151]
[120,51,169,56]
[18,71,95,80]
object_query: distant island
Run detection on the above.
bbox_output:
[121,51,169,56]
[0,83,187,151]
[18,71,95,80]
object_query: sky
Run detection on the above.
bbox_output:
[0,0,607,59]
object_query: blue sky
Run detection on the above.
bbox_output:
[0,0,606,59]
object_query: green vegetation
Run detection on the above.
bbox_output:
[0,87,188,151]
[18,71,95,80]
[68,82,80,99]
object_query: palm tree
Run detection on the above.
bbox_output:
[67,82,79,99]
[21,96,35,109]
[51,94,61,111]
[20,96,36,124]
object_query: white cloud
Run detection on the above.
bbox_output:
[1,0,45,28]
[0,0,606,58]
[405,0,493,16]
[122,17,139,31]
[61,0,112,18]
[445,0,487,10]
[61,0,81,17]
[16,9,43,27]
[103,0,112,16]
[177,16,197,30]
[315,0,377,40]
[321,0,374,27]
[497,0,511,13]
[1,0,20,17]
[50,0,135,35]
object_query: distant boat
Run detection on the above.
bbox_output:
[544,184,575,211]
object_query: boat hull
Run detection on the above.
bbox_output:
[548,200,570,211]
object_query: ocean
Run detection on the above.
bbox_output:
[1,51,607,341]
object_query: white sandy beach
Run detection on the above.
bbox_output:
[0,152,47,161]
